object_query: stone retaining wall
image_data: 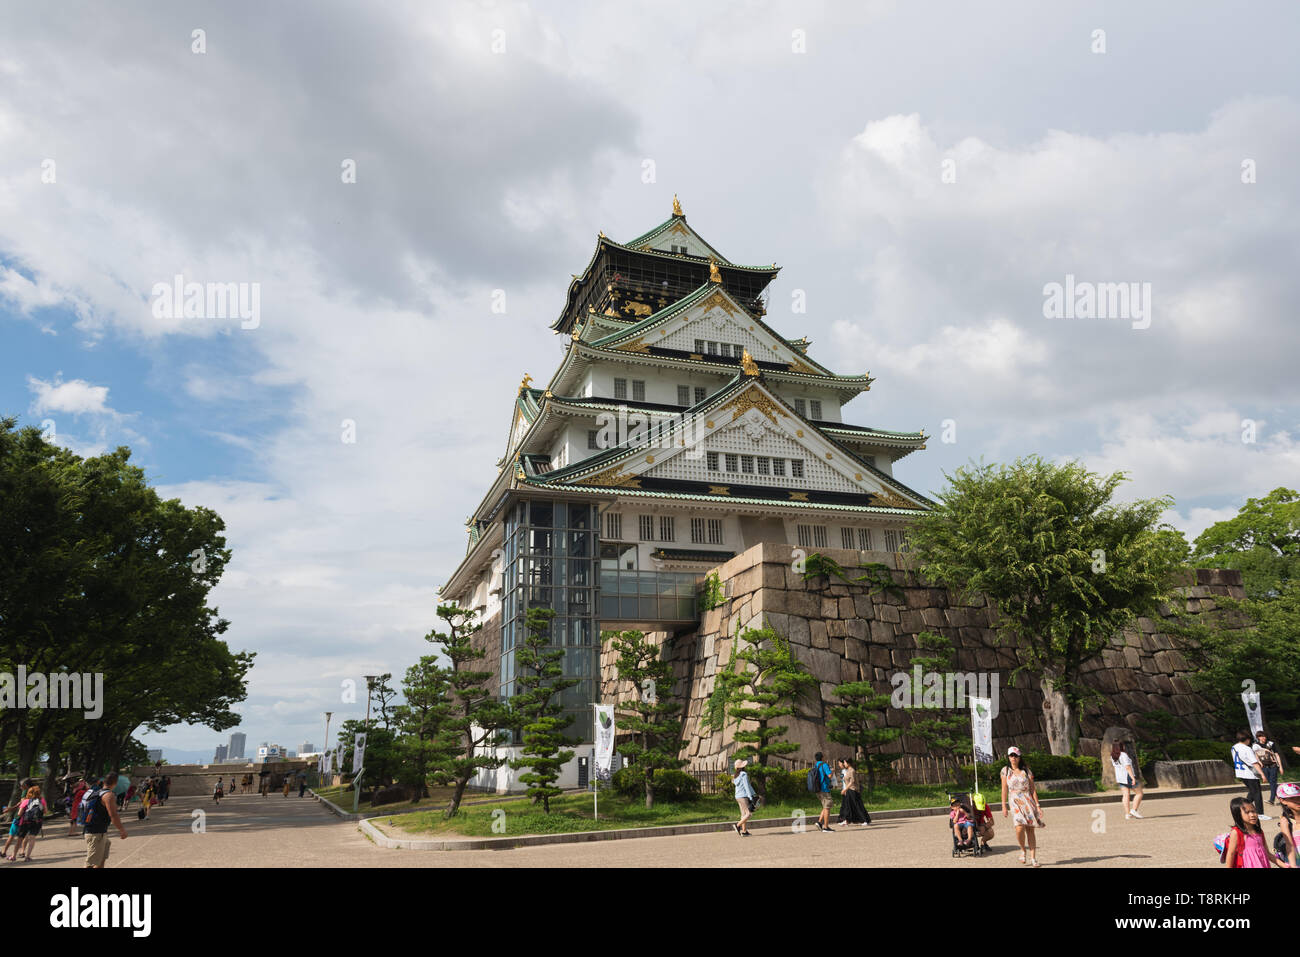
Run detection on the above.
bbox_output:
[599,543,1246,765]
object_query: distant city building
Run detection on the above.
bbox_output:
[299,742,315,755]
[214,744,228,763]
[256,745,285,761]
[228,732,247,760]
[146,749,163,764]
[288,750,297,758]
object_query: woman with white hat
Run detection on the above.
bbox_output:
[1000,746,1044,866]
[731,759,756,836]
[1275,782,1300,865]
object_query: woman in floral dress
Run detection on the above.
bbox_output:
[1000,746,1044,866]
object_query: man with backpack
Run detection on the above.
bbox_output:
[83,777,129,868]
[807,752,836,832]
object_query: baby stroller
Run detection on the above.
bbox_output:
[947,791,985,858]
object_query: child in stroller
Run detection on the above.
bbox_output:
[948,792,985,857]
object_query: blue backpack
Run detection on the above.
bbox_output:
[75,788,102,828]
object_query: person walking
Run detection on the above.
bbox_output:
[1109,739,1144,819]
[1000,746,1044,867]
[84,779,128,869]
[12,785,47,861]
[297,769,308,798]
[811,752,836,832]
[1221,797,1289,868]
[1232,730,1270,819]
[730,759,756,836]
[1254,730,1282,806]
[836,758,871,826]
[159,775,170,806]
[66,778,88,837]
[282,774,292,797]
[213,778,224,804]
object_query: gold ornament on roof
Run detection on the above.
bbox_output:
[718,388,788,425]
[708,259,722,284]
[740,349,760,377]
[873,489,922,510]
[519,374,533,391]
[672,194,684,217]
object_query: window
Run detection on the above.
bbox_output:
[884,529,899,552]
[791,459,804,478]
[772,458,786,477]
[706,452,719,471]
[639,515,655,541]
[613,378,627,400]
[899,530,911,553]
[810,400,822,419]
[659,516,675,541]
[841,527,855,550]
[794,398,806,416]
[719,343,731,358]
[605,512,622,540]
[694,339,705,354]
[690,517,705,544]
[858,528,873,550]
[677,385,690,406]
[740,455,754,474]
[797,524,827,548]
[725,454,738,472]
[632,380,645,402]
[734,343,743,357]
[694,387,707,403]
[587,429,599,450]
[706,518,723,544]
[757,456,770,475]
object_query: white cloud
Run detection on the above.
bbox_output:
[26,375,113,416]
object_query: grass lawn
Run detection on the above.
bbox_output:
[382,782,1086,838]
[312,783,533,816]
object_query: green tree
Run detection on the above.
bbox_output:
[392,656,455,801]
[424,603,511,818]
[605,630,685,808]
[703,623,816,800]
[900,632,972,785]
[508,609,578,812]
[827,681,900,797]
[908,456,1183,755]
[1192,488,1300,600]
[335,719,401,788]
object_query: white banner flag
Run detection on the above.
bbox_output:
[1243,691,1264,736]
[593,705,615,780]
[971,696,994,764]
[352,733,367,775]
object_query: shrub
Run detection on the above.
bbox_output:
[760,769,808,803]
[961,751,1097,788]
[612,766,701,802]
[1168,739,1230,762]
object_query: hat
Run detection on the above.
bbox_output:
[1007,746,1021,756]
[733,759,748,771]
[1277,782,1300,800]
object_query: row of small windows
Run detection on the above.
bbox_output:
[695,339,745,359]
[797,524,909,552]
[706,452,804,479]
[612,378,646,402]
[605,512,722,545]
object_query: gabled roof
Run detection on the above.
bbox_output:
[589,282,838,378]
[624,214,731,263]
[525,374,931,510]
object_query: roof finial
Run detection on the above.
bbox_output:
[741,349,759,377]
[520,373,533,392]
[708,258,722,283]
[672,194,683,217]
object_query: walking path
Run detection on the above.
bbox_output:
[12,788,1250,867]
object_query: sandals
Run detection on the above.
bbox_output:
[1017,851,1026,864]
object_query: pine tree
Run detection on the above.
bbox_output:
[423,602,512,818]
[508,608,578,812]
[827,680,900,797]
[392,655,455,802]
[900,631,972,786]
[703,623,817,801]
[606,629,685,808]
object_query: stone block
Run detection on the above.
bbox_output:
[786,616,810,647]
[845,619,868,640]
[826,619,848,637]
[1153,760,1233,789]
[899,610,925,634]
[1137,616,1157,633]
[838,597,856,618]
[810,620,829,649]
[806,648,841,683]
[829,637,845,656]
[920,607,945,628]
[846,637,869,661]
[869,620,895,644]
[878,604,901,624]
[1122,647,1142,670]
[821,597,840,619]
[840,658,858,683]
[868,644,891,668]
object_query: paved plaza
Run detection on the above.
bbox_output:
[9,788,1250,868]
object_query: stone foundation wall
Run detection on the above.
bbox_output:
[597,543,1245,765]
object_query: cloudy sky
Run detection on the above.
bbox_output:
[2,0,1296,755]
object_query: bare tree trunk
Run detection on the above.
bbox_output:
[1039,668,1077,756]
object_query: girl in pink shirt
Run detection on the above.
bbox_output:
[1223,797,1290,868]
